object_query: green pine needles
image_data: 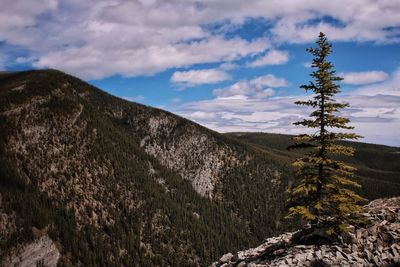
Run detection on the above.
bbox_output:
[287,32,367,236]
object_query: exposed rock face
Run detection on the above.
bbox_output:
[2,235,60,267]
[213,197,400,267]
[141,114,241,198]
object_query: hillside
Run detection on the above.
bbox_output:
[226,132,400,199]
[0,70,398,266]
[213,197,400,266]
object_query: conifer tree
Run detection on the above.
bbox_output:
[287,32,366,236]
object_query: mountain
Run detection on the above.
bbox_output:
[226,132,400,199]
[0,70,398,266]
[212,197,400,266]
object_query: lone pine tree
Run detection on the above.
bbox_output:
[287,32,366,237]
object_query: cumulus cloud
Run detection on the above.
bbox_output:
[251,74,288,87]
[171,68,230,87]
[173,69,400,146]
[341,71,389,85]
[351,69,400,96]
[15,56,36,64]
[1,0,400,79]
[248,50,289,67]
[0,0,58,47]
[175,92,400,146]
[34,37,268,79]
[213,74,287,98]
[176,95,307,135]
[213,81,252,97]
[267,1,400,44]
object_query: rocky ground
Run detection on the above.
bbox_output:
[213,197,400,267]
[2,234,60,267]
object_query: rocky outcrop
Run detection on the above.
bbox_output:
[2,235,60,267]
[213,197,400,267]
[141,114,241,199]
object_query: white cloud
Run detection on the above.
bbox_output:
[251,74,288,87]
[341,71,389,85]
[248,50,289,67]
[267,1,400,44]
[213,81,252,97]
[0,0,58,47]
[213,74,287,98]
[253,88,275,99]
[34,37,268,79]
[173,69,400,146]
[171,97,182,103]
[171,68,230,87]
[15,56,36,64]
[175,92,400,146]
[351,69,400,96]
[176,95,306,135]
[2,0,400,78]
[189,111,219,120]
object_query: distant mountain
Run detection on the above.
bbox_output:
[225,132,400,199]
[0,70,398,266]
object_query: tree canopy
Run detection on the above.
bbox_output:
[287,32,366,237]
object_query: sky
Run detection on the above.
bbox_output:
[1,0,400,146]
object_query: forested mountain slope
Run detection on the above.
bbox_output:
[0,70,289,266]
[225,132,400,199]
[0,70,398,266]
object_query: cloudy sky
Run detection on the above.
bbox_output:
[2,0,400,146]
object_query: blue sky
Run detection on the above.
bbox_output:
[1,0,400,146]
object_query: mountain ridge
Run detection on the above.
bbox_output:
[0,70,288,266]
[0,69,398,266]
[226,132,400,199]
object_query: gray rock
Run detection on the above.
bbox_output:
[2,235,60,267]
[220,252,234,263]
[211,197,400,267]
